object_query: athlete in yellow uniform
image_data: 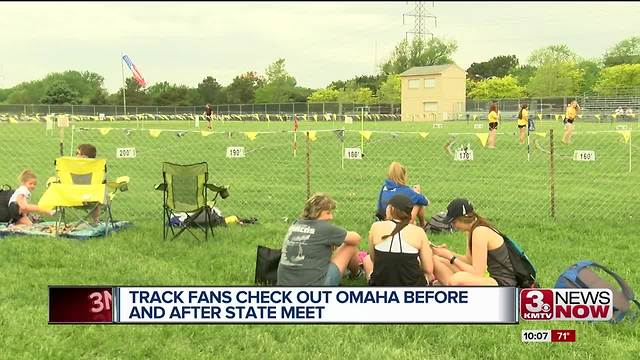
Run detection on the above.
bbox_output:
[518,104,529,145]
[487,104,499,148]
[562,100,580,144]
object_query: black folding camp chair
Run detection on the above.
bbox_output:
[155,162,229,241]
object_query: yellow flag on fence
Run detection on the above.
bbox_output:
[473,114,478,121]
[419,132,429,139]
[359,131,372,140]
[324,114,331,121]
[611,114,618,120]
[99,128,112,136]
[201,131,214,137]
[265,114,270,123]
[535,132,547,138]
[333,114,337,121]
[595,114,601,121]
[577,114,583,119]
[537,114,543,121]
[243,132,258,141]
[313,114,318,122]
[149,129,163,138]
[301,114,307,122]
[476,133,489,147]
[618,130,631,143]
[306,131,317,141]
[9,117,18,123]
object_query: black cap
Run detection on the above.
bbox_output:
[387,194,413,214]
[443,198,474,223]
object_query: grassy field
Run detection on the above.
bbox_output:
[1,118,639,359]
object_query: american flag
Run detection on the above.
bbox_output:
[122,54,146,87]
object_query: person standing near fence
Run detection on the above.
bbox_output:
[517,104,529,145]
[203,103,213,130]
[487,103,499,148]
[562,100,580,144]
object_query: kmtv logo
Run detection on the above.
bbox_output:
[520,289,613,321]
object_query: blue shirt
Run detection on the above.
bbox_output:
[377,179,429,215]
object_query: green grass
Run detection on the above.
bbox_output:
[1,118,639,359]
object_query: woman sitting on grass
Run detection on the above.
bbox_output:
[363,194,435,286]
[277,193,362,286]
[431,198,517,286]
[376,161,429,227]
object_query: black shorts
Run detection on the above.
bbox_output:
[489,122,498,130]
[8,202,21,223]
[518,124,526,129]
[564,118,574,125]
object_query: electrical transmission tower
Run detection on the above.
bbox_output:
[403,1,437,41]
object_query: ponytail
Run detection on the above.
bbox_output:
[382,206,412,240]
[381,219,411,241]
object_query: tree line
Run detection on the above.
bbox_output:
[0,35,638,106]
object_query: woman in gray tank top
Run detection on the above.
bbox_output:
[431,198,517,287]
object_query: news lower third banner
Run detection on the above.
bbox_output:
[49,286,519,324]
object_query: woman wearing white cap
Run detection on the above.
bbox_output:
[431,198,517,286]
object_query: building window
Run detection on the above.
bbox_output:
[424,102,438,112]
[408,79,421,89]
[425,79,436,88]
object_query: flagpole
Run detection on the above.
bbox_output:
[360,107,364,153]
[120,51,127,117]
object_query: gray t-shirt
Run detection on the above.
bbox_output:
[277,219,347,286]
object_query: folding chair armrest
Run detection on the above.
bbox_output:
[47,176,60,187]
[205,183,230,198]
[154,183,167,191]
[107,176,130,192]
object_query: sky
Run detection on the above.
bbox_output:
[1,1,639,92]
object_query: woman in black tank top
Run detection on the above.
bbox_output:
[363,195,434,286]
[431,198,517,287]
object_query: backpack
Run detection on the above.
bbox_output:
[488,234,538,288]
[555,261,640,323]
[254,245,281,285]
[169,207,226,228]
[528,117,536,132]
[424,211,454,234]
[0,184,15,222]
[503,236,538,288]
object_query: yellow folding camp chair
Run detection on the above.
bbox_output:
[38,156,129,236]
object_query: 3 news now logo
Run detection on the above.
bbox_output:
[520,289,613,321]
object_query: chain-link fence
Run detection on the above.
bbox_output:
[0,103,402,116]
[3,95,638,124]
[57,124,639,229]
[1,117,637,232]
